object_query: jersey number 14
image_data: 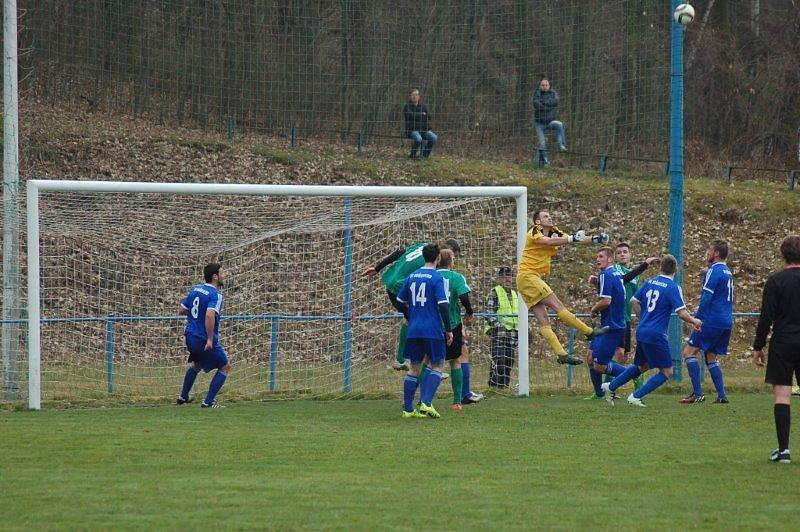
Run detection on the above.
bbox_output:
[409,282,427,306]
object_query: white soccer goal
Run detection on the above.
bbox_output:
[25,180,529,409]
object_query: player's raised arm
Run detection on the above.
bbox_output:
[362,247,405,277]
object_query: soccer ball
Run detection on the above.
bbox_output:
[673,3,695,25]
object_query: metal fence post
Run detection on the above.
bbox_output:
[342,197,354,393]
[356,132,365,154]
[598,155,609,175]
[290,126,297,148]
[566,327,576,388]
[724,167,733,184]
[226,118,235,140]
[105,319,115,393]
[788,170,797,191]
[269,317,279,391]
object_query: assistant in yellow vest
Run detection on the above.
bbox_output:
[485,267,520,388]
[517,210,610,365]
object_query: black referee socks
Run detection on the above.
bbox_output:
[775,403,791,451]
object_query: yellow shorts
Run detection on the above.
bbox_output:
[516,272,554,307]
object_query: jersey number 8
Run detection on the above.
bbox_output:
[190,296,200,319]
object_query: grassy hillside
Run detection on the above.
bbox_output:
[14,102,800,389]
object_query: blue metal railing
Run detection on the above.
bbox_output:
[2,311,761,394]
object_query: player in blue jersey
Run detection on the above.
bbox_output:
[177,263,230,408]
[680,240,734,404]
[601,255,702,407]
[396,244,454,419]
[584,248,634,399]
[362,239,460,372]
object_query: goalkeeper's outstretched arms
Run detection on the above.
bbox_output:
[536,228,610,247]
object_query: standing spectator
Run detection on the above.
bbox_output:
[485,266,520,388]
[532,78,567,166]
[753,235,800,464]
[403,89,437,160]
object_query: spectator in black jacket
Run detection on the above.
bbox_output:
[753,235,800,464]
[532,78,566,166]
[403,89,437,160]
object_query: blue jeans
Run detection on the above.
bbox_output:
[408,130,437,159]
[534,121,566,150]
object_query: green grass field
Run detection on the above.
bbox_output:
[2,394,799,530]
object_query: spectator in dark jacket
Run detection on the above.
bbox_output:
[403,89,437,160]
[532,78,566,166]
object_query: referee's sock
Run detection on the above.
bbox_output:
[775,403,791,451]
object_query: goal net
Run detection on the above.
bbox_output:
[24,181,542,408]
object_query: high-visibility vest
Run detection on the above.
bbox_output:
[485,285,519,332]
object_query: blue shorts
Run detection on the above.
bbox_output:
[590,328,626,365]
[405,338,447,365]
[687,326,731,356]
[185,335,229,373]
[634,337,673,369]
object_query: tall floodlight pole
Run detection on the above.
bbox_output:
[667,0,685,381]
[3,0,20,398]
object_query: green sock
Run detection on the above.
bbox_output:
[395,323,408,364]
[450,367,463,404]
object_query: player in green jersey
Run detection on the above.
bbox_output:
[362,239,460,371]
[437,249,477,409]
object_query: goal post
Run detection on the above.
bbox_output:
[25,180,529,409]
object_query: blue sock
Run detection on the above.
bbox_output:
[609,364,641,392]
[633,372,668,399]
[420,369,443,405]
[180,366,199,400]
[403,375,419,412]
[708,361,727,398]
[589,368,604,397]
[461,362,472,398]
[204,370,228,405]
[606,361,626,377]
[685,356,703,396]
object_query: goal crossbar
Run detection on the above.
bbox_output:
[25,180,529,409]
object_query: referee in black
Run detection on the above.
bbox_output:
[753,235,800,464]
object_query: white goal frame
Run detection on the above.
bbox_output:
[26,180,529,409]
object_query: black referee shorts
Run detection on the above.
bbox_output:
[765,340,800,386]
[446,323,465,361]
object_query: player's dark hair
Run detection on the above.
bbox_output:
[438,249,454,268]
[711,239,729,260]
[598,247,614,259]
[442,239,461,255]
[422,243,440,263]
[660,255,678,275]
[204,263,222,283]
[615,242,630,250]
[532,211,545,225]
[780,235,800,264]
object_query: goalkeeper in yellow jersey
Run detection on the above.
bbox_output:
[517,210,610,365]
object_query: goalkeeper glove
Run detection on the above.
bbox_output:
[567,230,587,243]
[591,233,610,244]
